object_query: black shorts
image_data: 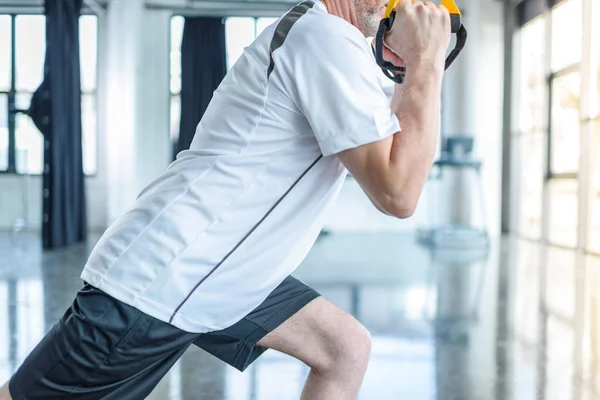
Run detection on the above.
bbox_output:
[9,276,319,400]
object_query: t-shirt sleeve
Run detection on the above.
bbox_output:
[277,23,401,157]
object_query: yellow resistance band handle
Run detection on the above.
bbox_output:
[386,0,463,34]
[441,0,463,33]
[375,0,467,84]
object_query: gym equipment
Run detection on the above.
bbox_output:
[417,136,490,249]
[374,0,468,84]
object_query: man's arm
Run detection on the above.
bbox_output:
[337,1,450,219]
[390,81,403,115]
[362,82,401,217]
[339,66,443,218]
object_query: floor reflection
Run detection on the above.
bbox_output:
[0,232,597,399]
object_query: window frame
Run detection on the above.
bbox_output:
[513,0,600,251]
[0,13,99,176]
[0,14,16,174]
[546,63,581,180]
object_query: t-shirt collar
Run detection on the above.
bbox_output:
[312,1,327,11]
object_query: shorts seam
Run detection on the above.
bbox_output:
[65,312,146,398]
[232,321,267,369]
[253,290,319,330]
[18,299,113,399]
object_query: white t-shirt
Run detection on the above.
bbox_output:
[81,0,400,333]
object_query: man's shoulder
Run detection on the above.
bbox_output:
[288,7,367,49]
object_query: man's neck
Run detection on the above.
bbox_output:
[320,0,361,31]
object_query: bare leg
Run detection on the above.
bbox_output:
[257,297,372,400]
[0,381,13,400]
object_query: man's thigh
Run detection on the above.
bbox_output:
[193,275,321,372]
[9,284,198,400]
[255,296,370,370]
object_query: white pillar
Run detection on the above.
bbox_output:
[476,0,504,237]
[99,0,171,227]
[135,9,172,200]
[442,0,480,136]
[437,0,504,235]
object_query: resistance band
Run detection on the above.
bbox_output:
[374,0,468,84]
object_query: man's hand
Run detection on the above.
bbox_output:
[385,0,452,72]
[372,38,406,71]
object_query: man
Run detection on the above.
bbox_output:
[1,0,450,399]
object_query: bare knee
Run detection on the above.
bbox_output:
[312,317,372,379]
[0,381,13,400]
[256,297,372,383]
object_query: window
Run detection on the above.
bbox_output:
[514,0,590,247]
[596,60,600,121]
[0,14,98,175]
[80,15,98,176]
[518,17,546,134]
[589,0,600,252]
[550,71,581,175]
[15,15,45,174]
[593,0,600,120]
[0,16,8,172]
[170,16,184,149]
[545,0,582,247]
[518,132,545,239]
[0,16,9,92]
[0,95,7,172]
[516,16,546,239]
[169,16,279,148]
[548,179,579,247]
[550,0,582,73]
[588,121,600,252]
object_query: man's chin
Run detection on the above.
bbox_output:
[357,7,384,37]
[367,16,383,37]
[359,22,380,38]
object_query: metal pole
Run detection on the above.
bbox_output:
[7,14,16,172]
[501,0,515,234]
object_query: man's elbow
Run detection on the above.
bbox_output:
[381,194,418,219]
[387,203,417,219]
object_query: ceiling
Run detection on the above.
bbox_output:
[0,0,300,16]
[147,0,300,16]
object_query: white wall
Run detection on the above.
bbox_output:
[0,175,41,228]
[0,175,109,231]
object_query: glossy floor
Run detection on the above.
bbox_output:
[0,232,598,399]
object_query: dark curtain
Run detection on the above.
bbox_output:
[176,17,227,156]
[29,0,86,249]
